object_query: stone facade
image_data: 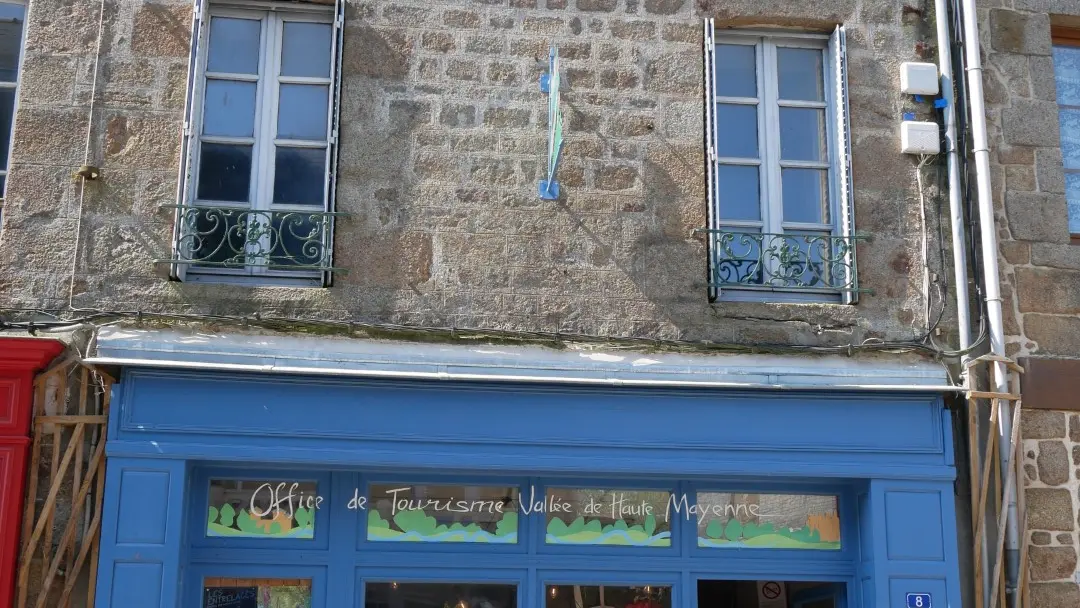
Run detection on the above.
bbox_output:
[985,0,1080,603]
[0,0,949,348]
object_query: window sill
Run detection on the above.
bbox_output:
[183,270,325,288]
[712,288,844,305]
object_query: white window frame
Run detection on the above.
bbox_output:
[704,22,857,304]
[171,0,344,287]
[0,0,28,207]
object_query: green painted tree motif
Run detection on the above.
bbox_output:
[219,503,236,528]
[495,512,517,537]
[294,507,313,529]
[644,514,657,536]
[393,509,437,536]
[705,519,725,539]
[368,511,390,530]
[724,519,743,542]
[208,506,219,526]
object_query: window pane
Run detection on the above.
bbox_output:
[203,578,311,608]
[544,488,672,546]
[277,84,329,140]
[777,47,824,101]
[207,479,318,539]
[197,143,252,202]
[0,4,25,82]
[715,103,758,158]
[203,80,257,138]
[366,583,517,608]
[1054,45,1080,106]
[273,147,326,206]
[715,43,756,98]
[779,107,827,162]
[207,17,261,75]
[1060,108,1080,170]
[1067,173,1080,234]
[281,22,332,78]
[716,164,761,221]
[367,484,520,543]
[696,492,840,549]
[547,585,671,608]
[782,168,830,224]
[0,88,13,168]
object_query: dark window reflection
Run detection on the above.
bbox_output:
[366,583,517,608]
[547,586,671,608]
[0,88,15,167]
[273,146,325,205]
[197,143,252,202]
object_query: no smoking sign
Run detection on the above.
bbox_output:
[756,581,786,608]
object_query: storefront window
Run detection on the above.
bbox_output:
[546,585,671,608]
[365,582,518,608]
[695,492,840,549]
[207,479,319,539]
[203,577,312,608]
[367,483,521,543]
[544,488,672,546]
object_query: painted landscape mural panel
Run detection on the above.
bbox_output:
[367,484,520,543]
[544,489,672,546]
[206,479,318,539]
[696,492,841,550]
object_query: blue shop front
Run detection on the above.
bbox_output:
[88,331,964,608]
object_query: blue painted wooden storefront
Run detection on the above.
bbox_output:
[94,368,963,608]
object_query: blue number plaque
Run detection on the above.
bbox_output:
[905,593,932,608]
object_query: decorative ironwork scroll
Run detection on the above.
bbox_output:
[701,230,865,292]
[162,206,345,272]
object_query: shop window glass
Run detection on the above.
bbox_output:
[367,483,521,543]
[546,585,671,608]
[695,492,840,549]
[365,582,517,608]
[203,577,311,608]
[207,479,319,539]
[544,488,672,547]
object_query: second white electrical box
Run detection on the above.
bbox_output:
[901,121,940,154]
[900,62,940,95]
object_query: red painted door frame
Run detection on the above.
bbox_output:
[0,338,65,608]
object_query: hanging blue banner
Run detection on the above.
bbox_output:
[538,45,564,200]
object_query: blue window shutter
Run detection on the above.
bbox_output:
[170,0,208,281]
[830,25,858,304]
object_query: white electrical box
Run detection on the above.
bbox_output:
[901,121,940,154]
[900,62,940,95]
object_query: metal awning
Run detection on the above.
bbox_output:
[83,327,959,392]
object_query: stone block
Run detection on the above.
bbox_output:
[645,51,701,95]
[102,114,182,170]
[1027,314,1080,356]
[1016,267,1080,314]
[1030,56,1058,102]
[989,9,1051,56]
[1037,441,1070,486]
[1002,99,1061,146]
[1023,410,1067,440]
[1030,547,1079,582]
[1005,192,1071,243]
[1035,148,1065,195]
[578,0,618,11]
[343,27,412,80]
[10,108,89,165]
[24,0,100,54]
[1027,488,1076,531]
[17,54,76,106]
[644,0,688,14]
[1030,583,1080,607]
[443,10,481,29]
[132,3,193,58]
[1031,243,1080,271]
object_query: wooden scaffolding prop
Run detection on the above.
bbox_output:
[966,354,1029,608]
[15,355,110,608]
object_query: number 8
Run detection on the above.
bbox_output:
[915,597,924,607]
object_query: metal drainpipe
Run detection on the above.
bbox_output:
[933,0,985,603]
[956,0,1021,605]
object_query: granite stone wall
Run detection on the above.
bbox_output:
[0,0,948,348]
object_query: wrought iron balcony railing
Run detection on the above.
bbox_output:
[700,230,866,292]
[161,206,346,273]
